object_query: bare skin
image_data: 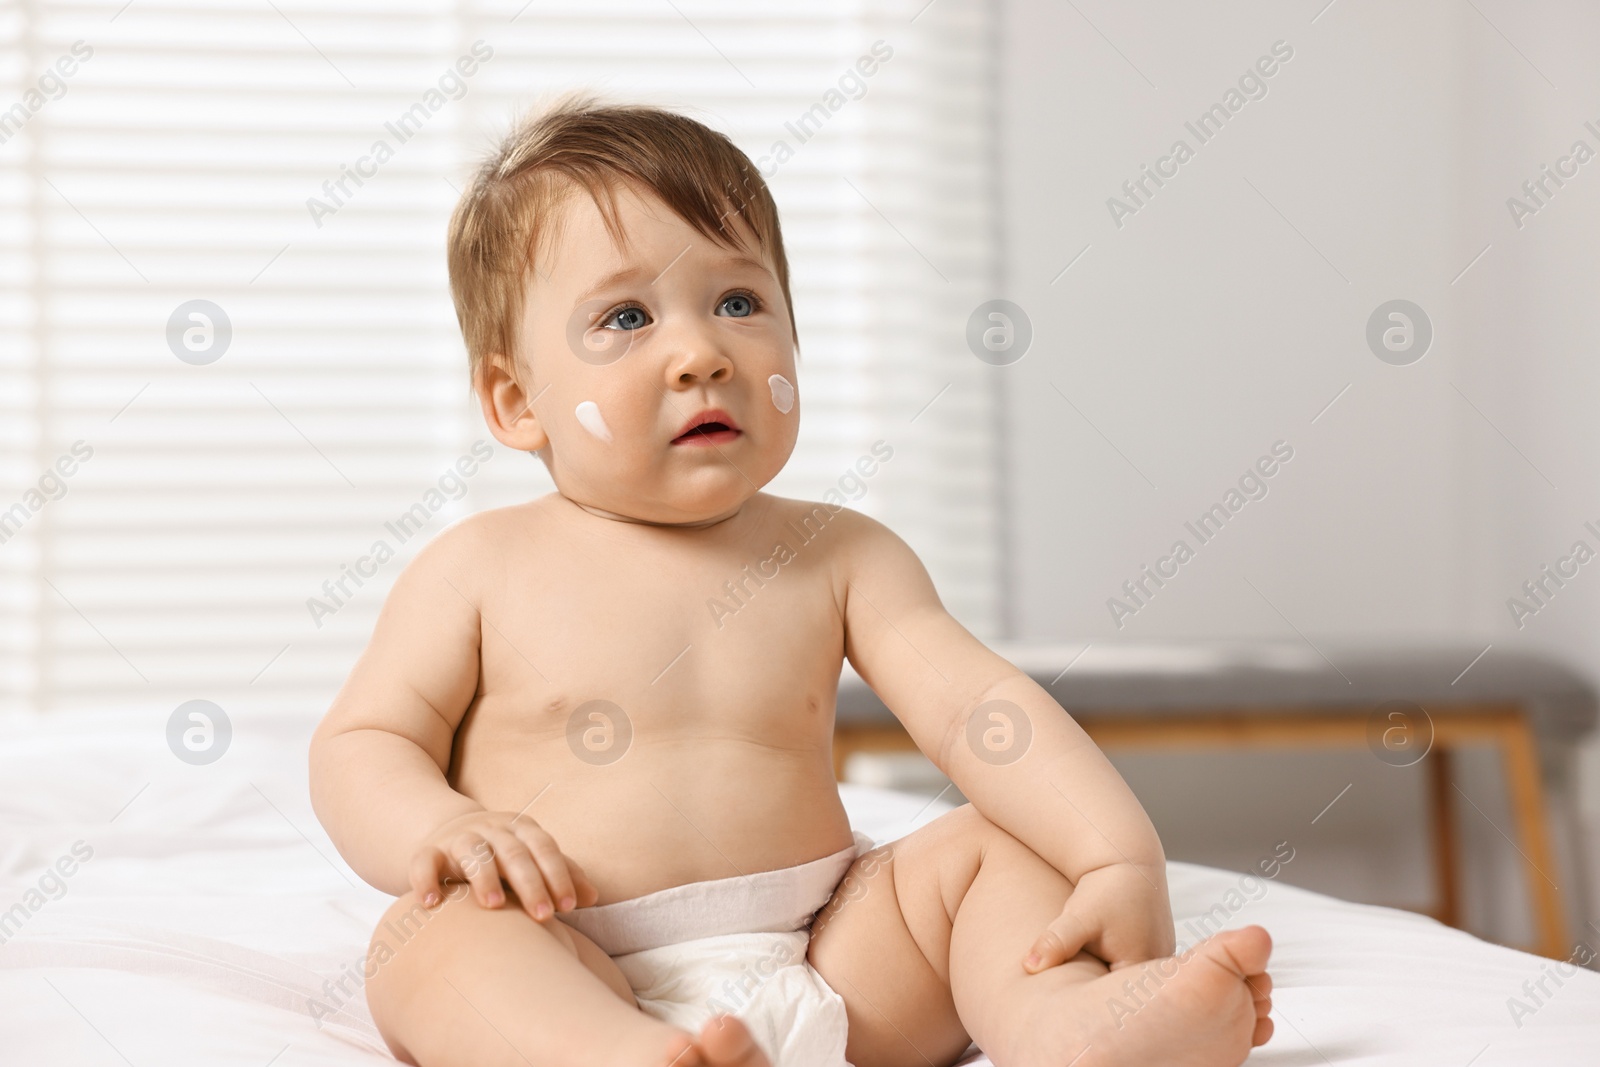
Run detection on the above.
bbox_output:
[309,178,1274,1067]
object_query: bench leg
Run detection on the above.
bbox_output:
[1497,713,1568,960]
[1427,746,1461,929]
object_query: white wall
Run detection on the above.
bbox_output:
[996,0,1600,949]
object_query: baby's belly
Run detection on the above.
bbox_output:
[452,735,856,905]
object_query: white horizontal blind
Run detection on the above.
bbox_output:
[0,0,998,716]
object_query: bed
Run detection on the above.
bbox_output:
[3,709,1598,1065]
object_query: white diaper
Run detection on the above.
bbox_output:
[558,830,874,1067]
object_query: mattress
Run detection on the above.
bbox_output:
[2,709,1598,1065]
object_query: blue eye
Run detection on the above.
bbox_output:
[719,292,758,318]
[602,304,650,331]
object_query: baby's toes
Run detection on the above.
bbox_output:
[1252,1014,1275,1047]
[1248,972,1272,1017]
[1224,925,1273,973]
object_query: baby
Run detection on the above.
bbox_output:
[309,95,1275,1067]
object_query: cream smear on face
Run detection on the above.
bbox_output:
[574,400,612,442]
[768,374,795,414]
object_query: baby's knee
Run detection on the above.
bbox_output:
[942,801,1006,845]
[370,888,470,965]
[930,803,1047,880]
[364,892,439,1060]
[373,890,441,950]
[366,892,441,1004]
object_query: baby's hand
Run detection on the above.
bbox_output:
[1023,861,1175,973]
[412,810,599,922]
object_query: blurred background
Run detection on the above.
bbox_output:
[3,0,1599,957]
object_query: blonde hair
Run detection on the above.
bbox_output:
[447,92,797,384]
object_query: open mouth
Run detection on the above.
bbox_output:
[672,409,743,446]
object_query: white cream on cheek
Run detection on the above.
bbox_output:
[768,374,795,414]
[574,400,612,442]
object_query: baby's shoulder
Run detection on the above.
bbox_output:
[754,493,904,562]
[408,496,556,569]
[759,491,866,531]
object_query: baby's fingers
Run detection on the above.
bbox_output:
[513,821,579,914]
[452,835,504,909]
[409,847,449,908]
[564,855,600,908]
[1024,906,1094,974]
[486,830,555,922]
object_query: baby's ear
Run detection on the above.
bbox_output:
[477,355,549,453]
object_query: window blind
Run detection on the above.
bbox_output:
[0,0,998,715]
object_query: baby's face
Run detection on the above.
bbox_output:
[492,182,799,526]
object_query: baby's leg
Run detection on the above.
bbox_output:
[807,804,1273,1067]
[366,890,770,1067]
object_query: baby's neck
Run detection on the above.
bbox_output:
[565,494,745,530]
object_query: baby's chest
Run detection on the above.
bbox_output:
[477,537,846,704]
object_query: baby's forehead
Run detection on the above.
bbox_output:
[528,178,771,295]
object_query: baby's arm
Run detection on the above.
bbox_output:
[309,521,594,918]
[833,508,1173,970]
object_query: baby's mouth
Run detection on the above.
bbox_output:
[671,408,743,446]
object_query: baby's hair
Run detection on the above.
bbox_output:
[447,91,797,385]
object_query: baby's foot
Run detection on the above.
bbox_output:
[1006,925,1274,1067]
[653,1015,772,1067]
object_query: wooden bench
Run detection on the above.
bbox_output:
[832,642,1597,961]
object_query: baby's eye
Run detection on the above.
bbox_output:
[717,292,760,319]
[600,304,650,331]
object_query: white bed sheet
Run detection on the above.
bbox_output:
[2,709,1597,1066]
